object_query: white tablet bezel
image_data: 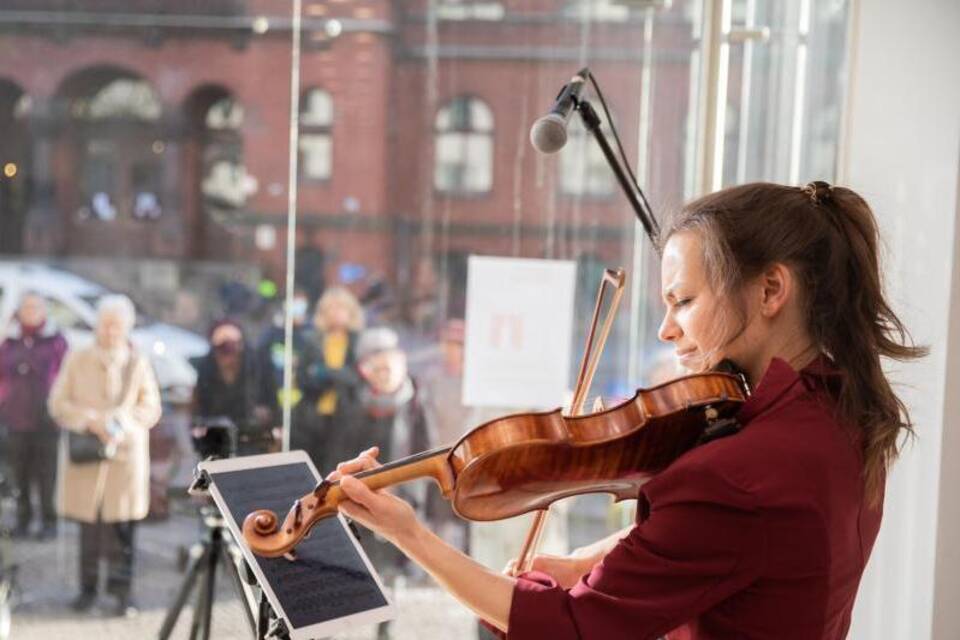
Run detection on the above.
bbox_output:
[199,450,396,640]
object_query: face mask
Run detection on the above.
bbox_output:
[290,298,309,323]
[214,339,242,356]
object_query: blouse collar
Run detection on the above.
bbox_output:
[736,354,840,424]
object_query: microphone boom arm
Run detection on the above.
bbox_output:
[575,98,660,249]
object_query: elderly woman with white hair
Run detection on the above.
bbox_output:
[48,294,161,617]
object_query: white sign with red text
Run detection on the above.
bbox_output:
[463,256,576,408]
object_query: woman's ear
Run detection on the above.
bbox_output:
[758,262,793,318]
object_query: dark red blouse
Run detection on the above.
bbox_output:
[503,357,882,640]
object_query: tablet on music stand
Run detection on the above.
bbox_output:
[199,450,396,640]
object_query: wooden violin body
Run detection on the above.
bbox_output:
[242,370,747,559]
[449,371,744,519]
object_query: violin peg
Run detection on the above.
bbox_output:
[313,479,332,502]
[293,499,303,527]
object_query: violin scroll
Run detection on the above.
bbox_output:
[242,447,455,559]
[250,510,279,536]
[242,492,342,559]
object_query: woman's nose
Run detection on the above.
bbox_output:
[658,313,680,343]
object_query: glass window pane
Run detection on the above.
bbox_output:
[722,0,851,186]
[299,134,332,180]
[2,0,853,635]
[301,88,333,127]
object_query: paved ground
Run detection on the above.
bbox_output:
[2,497,477,640]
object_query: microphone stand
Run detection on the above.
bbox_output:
[514,81,663,575]
[574,98,660,248]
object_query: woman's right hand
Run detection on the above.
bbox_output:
[503,552,597,589]
[85,413,112,444]
[502,525,636,587]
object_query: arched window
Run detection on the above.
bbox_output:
[201,96,250,210]
[559,108,615,198]
[434,96,493,194]
[299,88,333,181]
[205,96,244,130]
[67,73,165,222]
[73,78,162,121]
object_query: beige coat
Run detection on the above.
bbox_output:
[48,345,161,523]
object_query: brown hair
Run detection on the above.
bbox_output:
[661,181,926,504]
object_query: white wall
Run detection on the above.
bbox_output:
[840,0,960,638]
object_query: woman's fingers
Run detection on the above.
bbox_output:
[327,447,382,481]
[338,475,395,533]
[337,497,373,526]
[339,474,381,510]
[500,553,589,587]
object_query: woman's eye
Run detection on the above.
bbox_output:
[674,297,692,308]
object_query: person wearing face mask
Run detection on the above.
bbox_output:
[295,287,365,473]
[0,292,68,539]
[193,319,279,457]
[256,288,311,392]
[48,295,161,617]
[325,182,926,640]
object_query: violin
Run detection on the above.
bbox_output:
[242,369,748,559]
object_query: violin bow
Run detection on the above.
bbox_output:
[511,267,626,576]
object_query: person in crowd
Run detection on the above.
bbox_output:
[351,326,432,640]
[193,319,278,457]
[353,327,432,477]
[296,286,364,472]
[256,288,312,428]
[48,294,161,617]
[0,293,68,539]
[421,319,469,446]
[419,319,471,551]
[328,182,926,639]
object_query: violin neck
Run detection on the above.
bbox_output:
[351,446,455,497]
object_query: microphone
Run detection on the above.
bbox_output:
[529,68,590,154]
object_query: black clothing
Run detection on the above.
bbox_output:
[192,349,278,456]
[8,430,57,530]
[79,519,136,598]
[294,330,362,472]
[255,323,309,389]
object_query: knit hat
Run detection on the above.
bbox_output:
[355,327,400,361]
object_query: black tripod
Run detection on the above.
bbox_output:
[158,505,257,640]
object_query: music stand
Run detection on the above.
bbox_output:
[185,451,394,640]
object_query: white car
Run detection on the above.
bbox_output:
[0,261,206,395]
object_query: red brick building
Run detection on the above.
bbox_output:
[0,1,696,319]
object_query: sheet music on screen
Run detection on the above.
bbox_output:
[211,462,388,629]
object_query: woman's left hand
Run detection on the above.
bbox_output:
[329,447,421,546]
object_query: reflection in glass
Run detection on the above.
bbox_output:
[0,0,852,636]
[299,88,333,181]
[434,96,494,194]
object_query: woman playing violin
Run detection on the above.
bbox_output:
[329,181,925,640]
